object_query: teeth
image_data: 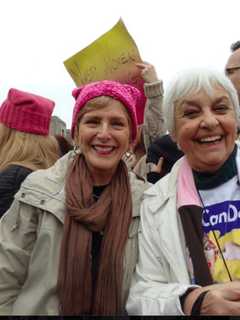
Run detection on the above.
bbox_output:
[200,136,221,143]
[94,146,114,152]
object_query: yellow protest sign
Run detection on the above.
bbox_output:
[64,19,146,124]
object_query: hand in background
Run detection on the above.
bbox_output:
[136,62,159,83]
[148,157,164,174]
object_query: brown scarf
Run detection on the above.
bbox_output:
[57,154,132,315]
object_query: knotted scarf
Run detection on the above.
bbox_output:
[57,154,132,315]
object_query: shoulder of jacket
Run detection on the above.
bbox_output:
[143,158,183,213]
[14,165,32,184]
[0,164,24,177]
[0,165,32,191]
[14,152,75,222]
[21,151,74,194]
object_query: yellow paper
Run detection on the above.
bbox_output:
[64,19,142,86]
[64,19,146,124]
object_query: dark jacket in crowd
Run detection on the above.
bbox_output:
[146,134,184,183]
[0,165,32,217]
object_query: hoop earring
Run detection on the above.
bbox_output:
[73,145,81,155]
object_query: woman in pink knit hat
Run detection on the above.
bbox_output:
[0,80,150,316]
[0,88,59,216]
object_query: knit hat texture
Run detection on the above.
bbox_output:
[0,88,55,135]
[71,80,140,141]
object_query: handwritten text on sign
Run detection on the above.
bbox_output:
[64,19,146,124]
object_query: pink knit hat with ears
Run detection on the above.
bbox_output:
[0,88,55,135]
[71,80,140,141]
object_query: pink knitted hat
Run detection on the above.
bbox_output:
[71,80,140,141]
[0,88,55,135]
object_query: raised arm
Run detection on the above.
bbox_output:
[136,62,166,151]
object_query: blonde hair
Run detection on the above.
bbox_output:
[0,123,60,171]
[77,96,113,120]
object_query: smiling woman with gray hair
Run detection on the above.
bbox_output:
[127,68,240,316]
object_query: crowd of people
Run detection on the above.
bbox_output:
[0,41,240,316]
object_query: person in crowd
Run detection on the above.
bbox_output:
[225,40,240,101]
[54,134,73,156]
[137,62,166,149]
[0,88,59,217]
[146,134,183,183]
[132,62,181,181]
[0,80,150,316]
[127,69,240,315]
[124,62,166,177]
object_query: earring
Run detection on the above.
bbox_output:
[73,145,81,155]
[125,150,134,159]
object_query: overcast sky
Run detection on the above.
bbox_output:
[0,0,239,128]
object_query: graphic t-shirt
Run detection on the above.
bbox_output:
[199,175,240,282]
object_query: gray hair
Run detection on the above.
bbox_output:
[163,68,240,136]
[231,41,240,52]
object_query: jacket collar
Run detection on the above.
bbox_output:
[16,152,148,222]
[145,143,240,214]
[143,157,183,213]
[177,143,240,209]
[177,157,201,209]
[15,151,75,223]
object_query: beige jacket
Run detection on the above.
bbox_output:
[0,151,150,315]
[133,81,165,180]
[127,159,198,315]
[142,80,166,151]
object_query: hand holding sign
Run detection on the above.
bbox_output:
[136,62,159,83]
[64,19,146,124]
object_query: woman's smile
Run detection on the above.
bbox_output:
[76,100,131,185]
[174,86,237,172]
